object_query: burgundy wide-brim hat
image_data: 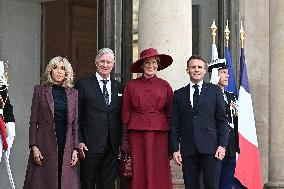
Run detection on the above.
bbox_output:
[130,48,173,73]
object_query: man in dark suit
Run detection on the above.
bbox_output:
[75,48,123,189]
[208,63,240,189]
[169,55,229,189]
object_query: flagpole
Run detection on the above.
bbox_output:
[224,20,230,48]
[240,21,245,48]
[235,20,263,188]
[211,20,217,45]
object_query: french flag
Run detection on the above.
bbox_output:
[224,46,237,96]
[234,48,263,189]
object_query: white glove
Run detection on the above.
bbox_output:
[5,122,15,159]
[210,68,220,85]
[6,136,14,158]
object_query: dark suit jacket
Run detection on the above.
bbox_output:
[224,91,240,157]
[75,75,123,154]
[169,82,229,156]
[24,85,79,189]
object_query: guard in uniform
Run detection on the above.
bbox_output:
[208,61,240,189]
[0,61,16,189]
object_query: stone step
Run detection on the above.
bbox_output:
[173,179,185,189]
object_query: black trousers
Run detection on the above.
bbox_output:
[182,153,220,189]
[80,138,117,189]
[219,156,236,189]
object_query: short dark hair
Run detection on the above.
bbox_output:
[186,55,207,68]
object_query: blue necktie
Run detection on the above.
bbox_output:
[102,80,109,107]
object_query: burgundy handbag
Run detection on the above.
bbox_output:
[118,151,132,178]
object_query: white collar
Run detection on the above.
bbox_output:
[96,72,110,81]
[189,80,203,88]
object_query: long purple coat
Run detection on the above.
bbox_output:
[24,85,79,189]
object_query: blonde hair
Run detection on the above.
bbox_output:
[42,56,74,88]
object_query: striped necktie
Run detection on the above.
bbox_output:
[102,80,109,107]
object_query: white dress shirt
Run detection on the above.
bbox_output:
[189,80,203,107]
[96,72,112,104]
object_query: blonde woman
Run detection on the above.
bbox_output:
[24,56,79,189]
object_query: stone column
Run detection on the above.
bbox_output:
[138,1,191,188]
[98,0,115,50]
[138,0,191,91]
[239,0,270,185]
[265,0,284,188]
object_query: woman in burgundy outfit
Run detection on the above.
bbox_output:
[24,57,79,189]
[121,48,173,189]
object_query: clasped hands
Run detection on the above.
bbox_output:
[32,146,78,166]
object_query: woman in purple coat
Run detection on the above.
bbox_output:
[121,48,174,189]
[24,56,79,189]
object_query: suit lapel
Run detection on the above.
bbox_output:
[65,88,73,125]
[196,82,209,112]
[44,86,54,116]
[90,76,106,109]
[109,80,117,111]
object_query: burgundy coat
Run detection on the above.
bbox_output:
[121,75,174,189]
[122,75,173,131]
[24,85,79,189]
